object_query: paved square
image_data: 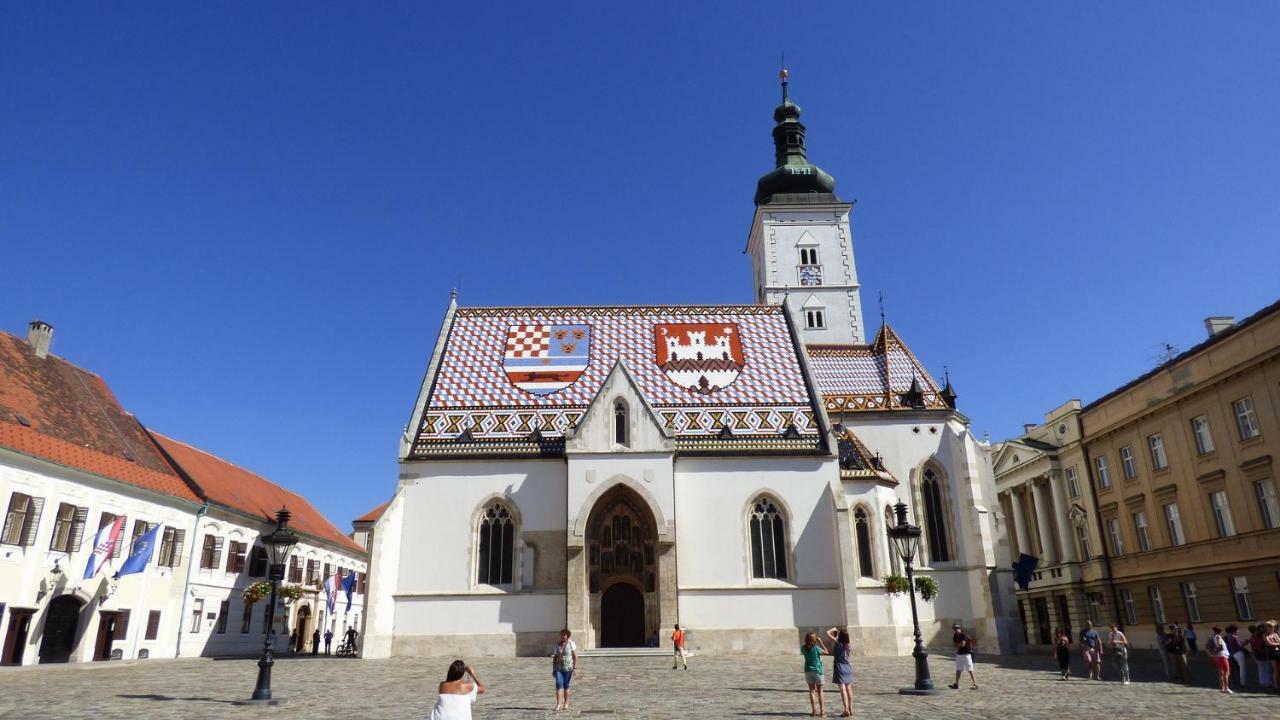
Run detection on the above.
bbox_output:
[1,652,1276,719]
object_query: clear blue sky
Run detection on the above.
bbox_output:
[3,2,1278,530]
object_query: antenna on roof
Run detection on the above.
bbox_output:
[878,291,886,328]
[1150,342,1179,365]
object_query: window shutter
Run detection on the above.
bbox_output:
[145,610,161,640]
[172,529,186,567]
[112,515,126,558]
[20,496,45,547]
[113,610,131,640]
[213,537,224,569]
[225,542,236,572]
[68,506,88,553]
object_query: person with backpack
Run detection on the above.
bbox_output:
[1107,624,1130,685]
[671,624,688,670]
[948,624,978,690]
[1078,621,1102,681]
[550,628,578,712]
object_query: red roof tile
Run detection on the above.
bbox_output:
[151,433,365,555]
[807,325,950,412]
[0,331,199,502]
[353,501,389,524]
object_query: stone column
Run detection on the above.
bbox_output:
[1009,488,1031,560]
[565,542,589,647]
[1030,480,1058,564]
[1048,471,1077,563]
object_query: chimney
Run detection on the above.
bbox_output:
[1022,423,1037,435]
[27,320,53,359]
[1204,316,1235,338]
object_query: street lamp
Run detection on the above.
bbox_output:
[249,508,299,704]
[887,501,945,695]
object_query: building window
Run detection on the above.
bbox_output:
[1133,511,1152,552]
[1087,593,1104,625]
[189,598,204,633]
[1191,415,1215,455]
[112,609,131,641]
[1106,518,1124,555]
[128,520,154,558]
[48,503,87,554]
[199,535,224,570]
[1119,447,1137,480]
[226,541,247,574]
[1094,456,1112,489]
[1255,479,1279,530]
[1209,490,1235,537]
[1076,523,1092,561]
[477,501,515,585]
[804,309,826,330]
[854,508,874,578]
[157,528,185,568]
[884,506,902,576]
[749,496,789,580]
[1180,582,1202,623]
[921,468,951,563]
[1233,397,1261,440]
[2,492,44,547]
[1065,466,1080,498]
[248,545,268,577]
[240,602,253,634]
[799,247,819,266]
[613,400,628,446]
[216,600,230,634]
[305,559,319,586]
[145,611,161,640]
[1148,433,1168,471]
[1149,586,1167,624]
[1231,576,1254,620]
[1163,502,1185,547]
[288,556,302,583]
[1121,589,1138,625]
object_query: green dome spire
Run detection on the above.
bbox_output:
[754,67,839,206]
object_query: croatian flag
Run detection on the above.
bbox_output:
[83,516,125,579]
[325,570,338,614]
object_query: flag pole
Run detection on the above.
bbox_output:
[129,555,154,660]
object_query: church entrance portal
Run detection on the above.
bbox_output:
[39,595,83,664]
[600,583,645,647]
[585,486,658,647]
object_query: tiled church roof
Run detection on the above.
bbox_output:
[410,304,825,456]
[807,326,950,412]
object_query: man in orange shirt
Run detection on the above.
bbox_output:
[671,624,688,670]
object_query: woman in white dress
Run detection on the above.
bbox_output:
[429,660,486,720]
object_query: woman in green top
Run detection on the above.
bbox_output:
[802,631,829,717]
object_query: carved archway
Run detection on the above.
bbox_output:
[585,485,658,647]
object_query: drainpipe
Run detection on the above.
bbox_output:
[175,502,209,658]
[1075,417,1124,630]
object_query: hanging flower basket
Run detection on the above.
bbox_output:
[882,574,911,596]
[242,581,308,605]
[914,576,940,602]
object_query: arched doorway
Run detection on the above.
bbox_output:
[294,604,311,653]
[39,595,84,664]
[600,583,645,647]
[585,485,657,647]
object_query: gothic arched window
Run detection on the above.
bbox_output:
[922,468,952,563]
[477,501,515,585]
[614,400,628,446]
[854,507,875,578]
[749,496,789,580]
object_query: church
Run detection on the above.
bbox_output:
[362,71,1020,658]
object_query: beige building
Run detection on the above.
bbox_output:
[996,300,1280,651]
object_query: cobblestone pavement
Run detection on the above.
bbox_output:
[1,651,1277,719]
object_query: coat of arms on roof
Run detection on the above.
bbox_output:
[653,323,745,395]
[502,323,591,396]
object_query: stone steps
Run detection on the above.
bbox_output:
[576,647,689,658]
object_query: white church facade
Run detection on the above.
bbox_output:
[363,73,1020,658]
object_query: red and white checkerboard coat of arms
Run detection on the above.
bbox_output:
[502,324,591,396]
[654,323,745,395]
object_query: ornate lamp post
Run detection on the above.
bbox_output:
[249,508,299,704]
[887,501,945,695]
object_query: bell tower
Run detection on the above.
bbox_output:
[746,67,865,345]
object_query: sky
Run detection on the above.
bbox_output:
[3,2,1278,531]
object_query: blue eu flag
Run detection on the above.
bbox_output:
[117,524,161,577]
[1012,553,1038,591]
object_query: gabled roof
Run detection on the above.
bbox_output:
[353,501,389,525]
[833,425,897,483]
[151,433,365,556]
[807,325,950,412]
[0,331,200,503]
[410,304,824,457]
